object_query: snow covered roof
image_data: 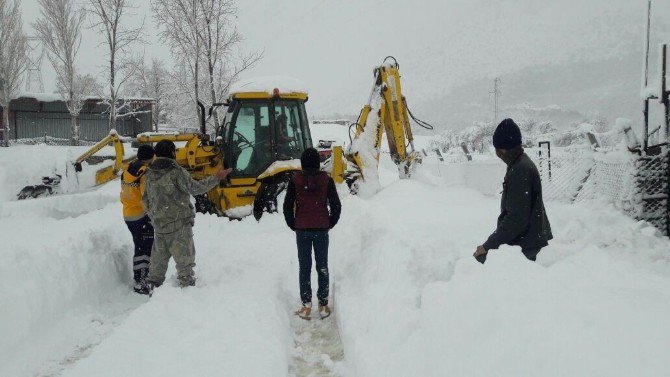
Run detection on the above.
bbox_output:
[11,92,155,103]
[229,76,308,96]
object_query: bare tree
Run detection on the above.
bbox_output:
[152,0,261,133]
[128,57,169,131]
[151,0,203,127]
[87,0,143,130]
[0,0,27,147]
[34,0,88,145]
[196,0,261,129]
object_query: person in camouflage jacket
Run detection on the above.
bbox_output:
[142,140,231,289]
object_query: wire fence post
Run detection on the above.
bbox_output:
[539,141,551,180]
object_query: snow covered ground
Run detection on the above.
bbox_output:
[1,130,670,376]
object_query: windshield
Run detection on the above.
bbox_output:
[228,102,273,176]
[226,99,311,177]
[274,100,312,160]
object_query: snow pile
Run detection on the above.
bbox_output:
[3,142,670,377]
[0,143,140,203]
[229,76,308,96]
[346,97,383,197]
[330,176,670,376]
[0,144,88,202]
[0,185,141,377]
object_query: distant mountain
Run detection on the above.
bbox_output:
[412,52,645,131]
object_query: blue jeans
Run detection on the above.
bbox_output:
[296,230,329,306]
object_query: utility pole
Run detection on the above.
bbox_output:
[642,0,653,150]
[25,37,45,93]
[661,44,669,141]
[490,77,502,123]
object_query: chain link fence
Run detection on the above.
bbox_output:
[533,145,669,236]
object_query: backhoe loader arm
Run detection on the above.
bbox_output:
[71,132,222,188]
[73,131,125,175]
[336,57,432,188]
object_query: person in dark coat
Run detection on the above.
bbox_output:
[283,148,341,320]
[474,118,553,263]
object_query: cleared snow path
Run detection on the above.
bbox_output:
[287,284,347,377]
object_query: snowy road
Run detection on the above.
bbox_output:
[2,145,670,377]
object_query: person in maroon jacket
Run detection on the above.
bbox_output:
[283,148,341,320]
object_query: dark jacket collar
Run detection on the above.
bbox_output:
[503,148,524,167]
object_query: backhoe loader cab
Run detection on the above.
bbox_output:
[221,93,312,178]
[210,84,312,219]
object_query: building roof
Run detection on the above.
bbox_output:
[11,92,155,103]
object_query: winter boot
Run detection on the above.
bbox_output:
[133,280,151,295]
[295,303,312,320]
[179,276,196,288]
[318,304,331,319]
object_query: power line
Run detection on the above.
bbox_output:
[25,37,45,93]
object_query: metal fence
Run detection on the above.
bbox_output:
[4,97,152,142]
[10,111,148,141]
[534,145,669,236]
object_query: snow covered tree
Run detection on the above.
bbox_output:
[195,0,261,129]
[0,0,27,147]
[34,0,88,146]
[151,0,203,128]
[517,118,556,147]
[127,57,169,131]
[87,0,143,130]
[152,0,261,133]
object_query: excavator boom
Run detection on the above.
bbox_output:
[334,57,433,189]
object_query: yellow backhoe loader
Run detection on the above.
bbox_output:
[18,58,432,219]
[65,86,313,220]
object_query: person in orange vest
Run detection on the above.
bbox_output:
[121,144,155,294]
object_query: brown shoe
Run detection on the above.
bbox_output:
[318,304,331,319]
[295,303,312,320]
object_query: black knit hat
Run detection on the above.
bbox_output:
[154,140,177,159]
[137,144,155,161]
[492,118,522,149]
[300,147,320,170]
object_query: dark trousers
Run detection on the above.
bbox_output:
[125,215,154,283]
[296,230,329,306]
[477,248,542,264]
[523,248,542,261]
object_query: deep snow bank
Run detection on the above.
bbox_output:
[330,170,670,377]
[60,211,298,377]
[0,144,137,202]
[0,184,142,377]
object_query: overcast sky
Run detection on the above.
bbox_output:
[20,0,670,123]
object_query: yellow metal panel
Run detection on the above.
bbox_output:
[229,177,258,186]
[217,183,262,212]
[94,159,132,186]
[331,146,345,184]
[230,92,308,101]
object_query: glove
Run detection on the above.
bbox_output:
[473,245,488,264]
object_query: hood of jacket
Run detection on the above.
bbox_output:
[147,157,179,177]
